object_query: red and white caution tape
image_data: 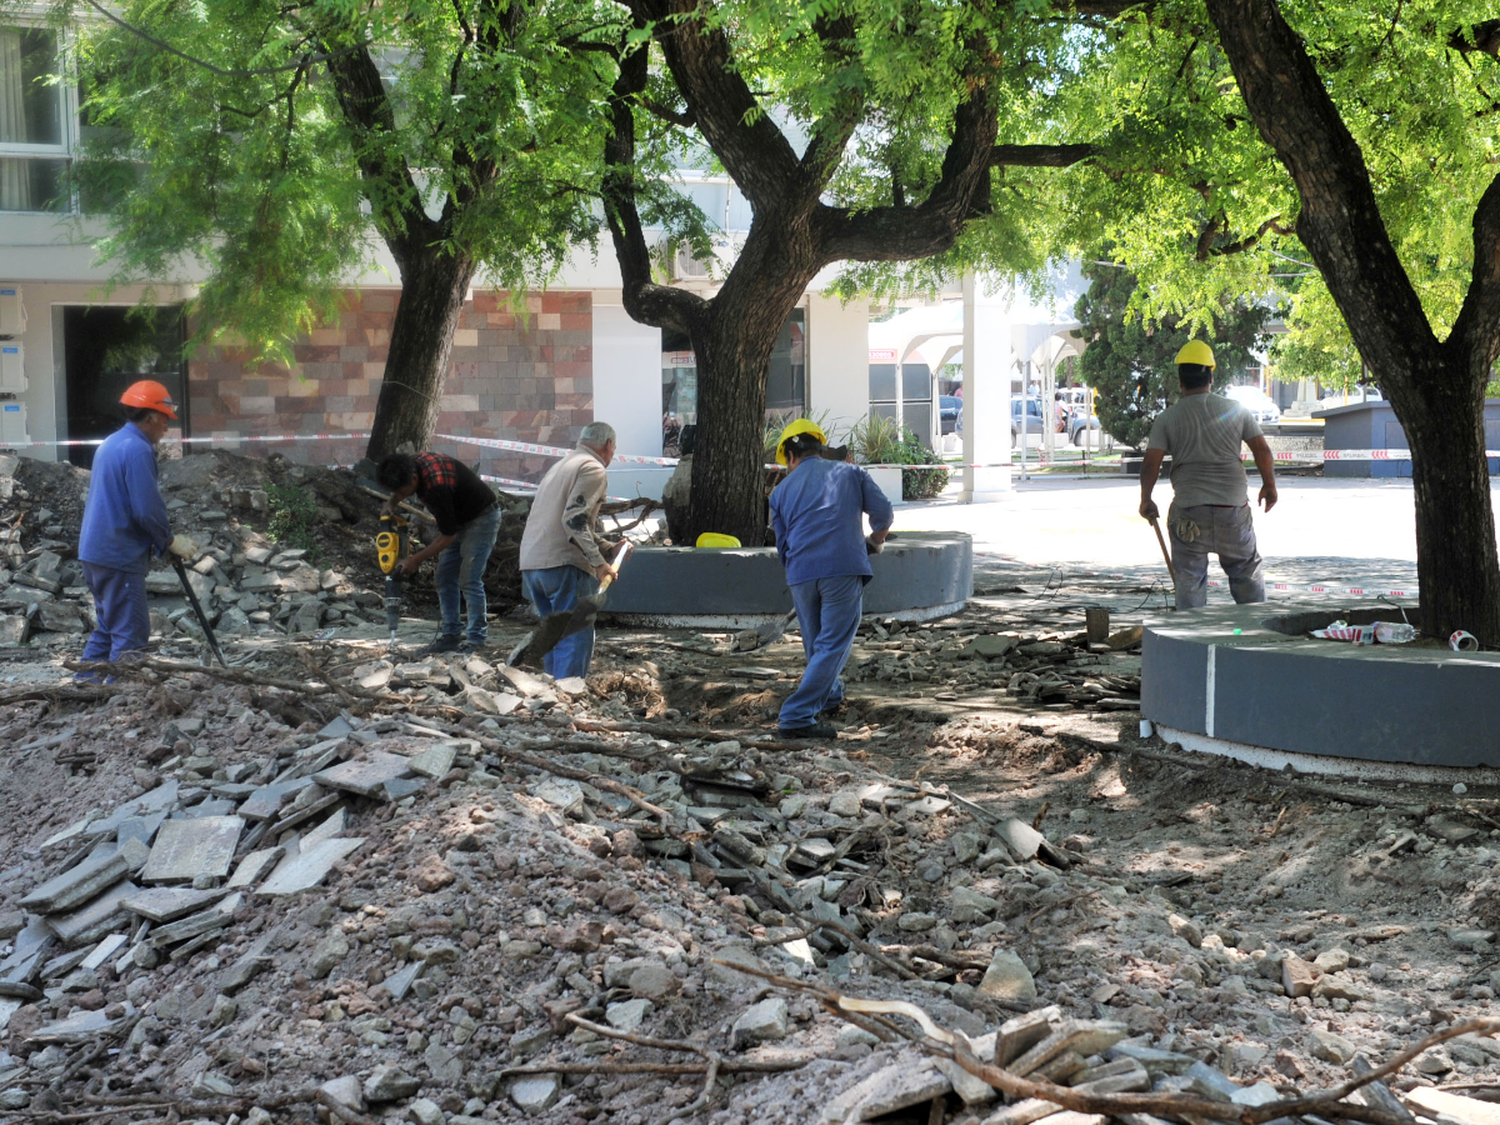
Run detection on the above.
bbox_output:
[435,432,679,466]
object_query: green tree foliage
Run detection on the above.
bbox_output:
[64,0,616,455]
[1075,260,1270,448]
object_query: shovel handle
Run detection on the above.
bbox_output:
[599,539,633,592]
[1149,516,1177,583]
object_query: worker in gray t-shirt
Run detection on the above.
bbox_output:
[1138,340,1279,609]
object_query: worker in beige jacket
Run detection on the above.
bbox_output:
[518,422,618,678]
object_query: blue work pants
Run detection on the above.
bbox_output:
[779,574,864,730]
[80,561,150,669]
[522,564,600,680]
[435,506,502,644]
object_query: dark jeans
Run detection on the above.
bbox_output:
[80,561,150,670]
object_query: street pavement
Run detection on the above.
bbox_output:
[889,475,1495,614]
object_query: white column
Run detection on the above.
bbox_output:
[593,303,666,497]
[962,274,1012,498]
[806,293,870,436]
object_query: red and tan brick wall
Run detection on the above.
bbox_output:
[187,289,593,482]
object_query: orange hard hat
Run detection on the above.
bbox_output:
[120,380,178,420]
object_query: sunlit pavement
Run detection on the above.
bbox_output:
[890,475,1500,599]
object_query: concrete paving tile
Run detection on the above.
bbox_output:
[141,816,244,884]
[258,837,365,895]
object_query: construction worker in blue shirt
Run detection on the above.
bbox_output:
[768,419,894,739]
[77,381,196,672]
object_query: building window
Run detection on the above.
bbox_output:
[660,308,808,456]
[0,26,72,212]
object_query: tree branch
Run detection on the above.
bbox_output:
[992,143,1098,168]
[1202,0,1437,375]
[320,42,437,267]
[602,34,705,335]
[635,0,801,210]
[815,83,999,264]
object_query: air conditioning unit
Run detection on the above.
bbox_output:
[0,402,27,449]
[673,245,713,281]
[0,287,23,336]
[0,344,22,394]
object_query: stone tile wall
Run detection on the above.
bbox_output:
[187,289,593,484]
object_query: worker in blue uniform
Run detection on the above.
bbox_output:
[77,380,196,673]
[768,419,894,739]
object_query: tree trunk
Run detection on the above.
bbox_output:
[365,246,478,460]
[1388,367,1500,642]
[680,233,819,546]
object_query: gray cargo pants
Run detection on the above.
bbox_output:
[1167,503,1265,609]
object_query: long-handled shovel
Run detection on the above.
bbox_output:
[172,557,228,667]
[508,541,633,667]
[1148,515,1177,584]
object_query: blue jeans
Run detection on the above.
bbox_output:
[436,506,502,644]
[779,574,864,730]
[1168,502,1265,609]
[523,565,599,679]
[79,561,150,675]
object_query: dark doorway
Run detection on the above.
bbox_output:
[62,306,187,468]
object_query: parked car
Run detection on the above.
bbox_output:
[1010,397,1048,440]
[1067,409,1103,447]
[1225,384,1282,424]
[939,395,962,435]
[1318,385,1384,408]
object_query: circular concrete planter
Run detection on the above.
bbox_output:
[1141,601,1500,780]
[601,532,973,628]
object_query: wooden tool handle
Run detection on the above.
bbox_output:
[598,540,634,593]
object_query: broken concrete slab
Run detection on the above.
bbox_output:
[1008,1021,1129,1078]
[824,1056,951,1123]
[406,743,457,780]
[28,1003,137,1043]
[79,933,128,972]
[996,817,1046,861]
[313,752,413,799]
[140,816,243,884]
[258,837,364,895]
[238,778,315,821]
[226,848,284,889]
[301,809,347,850]
[19,849,130,914]
[148,893,241,949]
[121,886,229,923]
[996,1006,1062,1067]
[48,879,139,948]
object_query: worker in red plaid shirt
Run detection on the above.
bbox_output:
[377,451,502,653]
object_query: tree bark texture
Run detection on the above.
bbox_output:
[1206,0,1500,642]
[365,247,478,461]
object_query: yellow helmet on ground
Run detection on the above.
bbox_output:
[695,533,741,548]
[774,419,827,466]
[1175,340,1216,368]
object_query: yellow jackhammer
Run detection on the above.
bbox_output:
[376,512,408,654]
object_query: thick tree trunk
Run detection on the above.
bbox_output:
[1389,369,1500,642]
[365,248,478,461]
[680,226,822,546]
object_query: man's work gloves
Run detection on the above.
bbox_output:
[169,534,198,560]
[865,535,884,556]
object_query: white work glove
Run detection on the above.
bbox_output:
[168,534,197,560]
[865,535,884,556]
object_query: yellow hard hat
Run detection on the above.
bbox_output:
[695,532,741,549]
[774,418,827,466]
[1175,340,1216,368]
